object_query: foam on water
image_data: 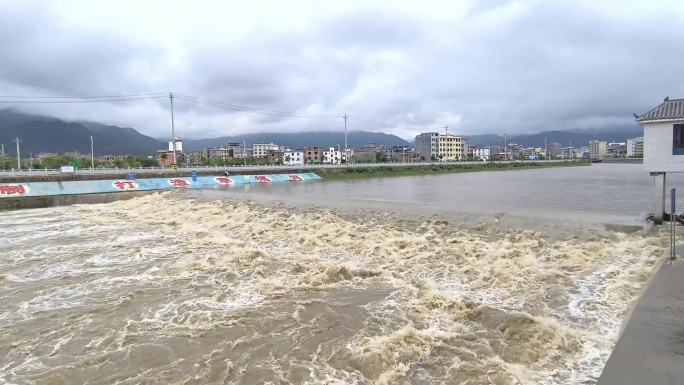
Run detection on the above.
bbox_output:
[0,193,667,384]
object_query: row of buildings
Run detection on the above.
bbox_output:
[414,133,645,161]
[156,137,422,166]
[153,133,645,167]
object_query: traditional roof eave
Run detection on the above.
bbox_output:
[636,98,684,122]
[637,117,684,124]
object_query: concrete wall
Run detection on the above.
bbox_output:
[0,191,157,210]
[643,120,684,172]
[0,173,321,199]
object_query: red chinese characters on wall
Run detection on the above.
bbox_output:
[288,175,303,181]
[0,184,29,196]
[112,180,138,190]
[214,177,233,185]
[168,178,190,187]
[254,175,272,183]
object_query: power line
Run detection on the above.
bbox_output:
[0,91,342,119]
[174,93,341,118]
[0,95,167,104]
[0,92,167,99]
[350,115,443,132]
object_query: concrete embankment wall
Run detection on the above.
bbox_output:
[0,173,321,210]
[0,168,319,183]
[598,248,684,385]
[0,191,158,210]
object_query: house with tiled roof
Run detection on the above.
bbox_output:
[637,97,684,172]
[636,97,684,223]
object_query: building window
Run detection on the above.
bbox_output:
[674,124,684,155]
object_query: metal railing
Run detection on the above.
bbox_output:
[671,187,677,261]
[0,159,575,178]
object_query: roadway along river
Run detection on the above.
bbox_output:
[0,163,675,384]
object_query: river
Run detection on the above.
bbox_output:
[0,163,673,384]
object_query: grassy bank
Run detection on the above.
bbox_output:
[314,161,590,181]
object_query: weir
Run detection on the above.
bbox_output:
[0,173,321,209]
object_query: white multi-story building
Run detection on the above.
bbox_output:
[473,147,491,161]
[627,137,644,158]
[168,136,183,153]
[283,149,304,166]
[561,147,578,159]
[636,97,684,223]
[323,147,342,164]
[252,143,280,158]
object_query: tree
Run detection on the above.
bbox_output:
[0,155,17,169]
[375,151,388,163]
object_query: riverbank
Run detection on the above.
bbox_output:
[316,160,590,180]
[598,247,684,385]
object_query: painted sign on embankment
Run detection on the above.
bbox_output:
[0,173,321,198]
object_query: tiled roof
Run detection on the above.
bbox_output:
[637,98,684,122]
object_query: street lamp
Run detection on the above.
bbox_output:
[90,135,95,171]
[13,137,21,170]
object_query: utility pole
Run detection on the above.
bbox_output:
[1,142,4,169]
[169,92,177,169]
[343,114,349,164]
[444,124,448,135]
[243,140,247,166]
[504,133,508,160]
[343,114,348,150]
[90,135,95,170]
[13,137,21,170]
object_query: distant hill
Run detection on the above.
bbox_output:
[0,108,647,156]
[464,126,644,147]
[0,109,165,156]
[182,131,411,151]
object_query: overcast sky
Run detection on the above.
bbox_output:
[1,0,683,140]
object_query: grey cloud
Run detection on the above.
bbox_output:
[0,1,683,139]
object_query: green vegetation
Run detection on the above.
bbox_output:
[0,155,17,169]
[314,161,590,181]
[35,155,157,169]
[205,157,281,167]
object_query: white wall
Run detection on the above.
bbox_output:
[283,151,303,166]
[643,120,684,172]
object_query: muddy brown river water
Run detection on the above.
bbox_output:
[0,164,674,384]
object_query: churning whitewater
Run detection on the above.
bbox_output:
[0,193,666,384]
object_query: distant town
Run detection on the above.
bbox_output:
[0,131,644,170]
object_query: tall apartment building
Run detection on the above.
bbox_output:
[626,137,644,158]
[437,134,464,161]
[415,132,439,161]
[589,140,607,159]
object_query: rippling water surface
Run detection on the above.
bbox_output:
[0,164,671,384]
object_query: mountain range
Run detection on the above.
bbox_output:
[0,109,164,156]
[0,109,644,156]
